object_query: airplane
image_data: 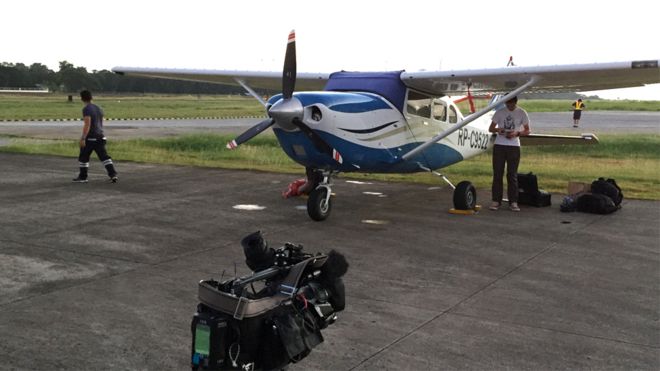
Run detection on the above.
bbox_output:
[112,31,659,221]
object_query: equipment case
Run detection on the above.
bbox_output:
[517,172,551,207]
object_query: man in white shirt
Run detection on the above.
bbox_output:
[487,96,531,211]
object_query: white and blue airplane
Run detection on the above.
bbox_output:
[113,31,659,221]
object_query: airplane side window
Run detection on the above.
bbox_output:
[406,91,432,118]
[417,103,431,118]
[449,106,458,123]
[406,101,416,115]
[433,102,447,121]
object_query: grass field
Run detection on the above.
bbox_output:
[1,93,657,199]
[0,94,265,120]
[0,94,658,121]
[1,133,658,200]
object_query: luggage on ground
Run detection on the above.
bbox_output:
[591,178,623,206]
[517,172,551,207]
[574,177,623,214]
[576,193,619,214]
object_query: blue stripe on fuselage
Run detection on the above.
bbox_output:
[268,92,391,113]
[273,128,464,173]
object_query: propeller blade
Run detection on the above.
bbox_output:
[282,30,296,99]
[291,118,343,164]
[226,118,275,149]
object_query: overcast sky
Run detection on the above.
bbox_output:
[4,0,659,99]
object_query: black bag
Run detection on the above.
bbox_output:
[576,193,619,214]
[519,189,552,207]
[517,172,551,207]
[517,172,539,194]
[591,178,623,206]
[272,308,323,363]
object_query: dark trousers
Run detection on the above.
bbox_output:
[492,144,520,203]
[77,138,117,179]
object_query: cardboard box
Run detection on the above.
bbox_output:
[568,181,590,195]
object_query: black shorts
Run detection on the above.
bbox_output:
[573,110,582,120]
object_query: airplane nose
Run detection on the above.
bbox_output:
[268,96,303,131]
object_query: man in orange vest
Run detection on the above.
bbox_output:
[571,98,586,128]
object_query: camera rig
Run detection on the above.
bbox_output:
[191,231,348,371]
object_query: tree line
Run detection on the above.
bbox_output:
[0,61,244,94]
[1,60,595,99]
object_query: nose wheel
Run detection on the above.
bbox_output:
[306,170,333,221]
[307,186,332,221]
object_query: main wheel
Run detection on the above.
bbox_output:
[453,181,477,210]
[307,187,332,221]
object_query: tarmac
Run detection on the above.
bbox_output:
[0,152,658,370]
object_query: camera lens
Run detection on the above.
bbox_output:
[241,231,275,271]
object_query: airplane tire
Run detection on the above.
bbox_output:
[307,187,332,221]
[453,181,477,210]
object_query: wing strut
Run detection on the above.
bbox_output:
[401,76,539,161]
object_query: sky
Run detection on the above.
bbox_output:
[4,0,659,100]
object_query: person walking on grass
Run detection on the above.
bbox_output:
[72,90,118,183]
[572,98,585,128]
[488,96,530,212]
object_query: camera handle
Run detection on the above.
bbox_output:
[231,267,284,295]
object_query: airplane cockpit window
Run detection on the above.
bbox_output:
[406,90,432,118]
[432,100,447,121]
[448,106,458,123]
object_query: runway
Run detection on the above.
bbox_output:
[0,111,658,141]
[0,153,658,370]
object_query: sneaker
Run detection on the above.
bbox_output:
[109,176,118,183]
[489,202,501,211]
[509,202,521,212]
[573,125,578,128]
[72,177,88,183]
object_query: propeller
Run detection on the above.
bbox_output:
[226,30,343,164]
[282,30,296,99]
[292,118,343,164]
[225,117,274,149]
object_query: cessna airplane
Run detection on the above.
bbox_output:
[113,31,659,221]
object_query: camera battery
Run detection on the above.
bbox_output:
[191,306,231,370]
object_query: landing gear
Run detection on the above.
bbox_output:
[306,169,333,221]
[425,168,478,211]
[453,181,477,210]
[307,186,332,221]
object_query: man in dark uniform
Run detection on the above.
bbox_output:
[72,90,118,183]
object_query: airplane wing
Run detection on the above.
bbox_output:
[111,67,330,91]
[114,59,658,96]
[401,60,659,96]
[521,133,599,146]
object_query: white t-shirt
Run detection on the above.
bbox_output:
[492,107,530,146]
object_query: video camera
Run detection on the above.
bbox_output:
[191,231,348,370]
